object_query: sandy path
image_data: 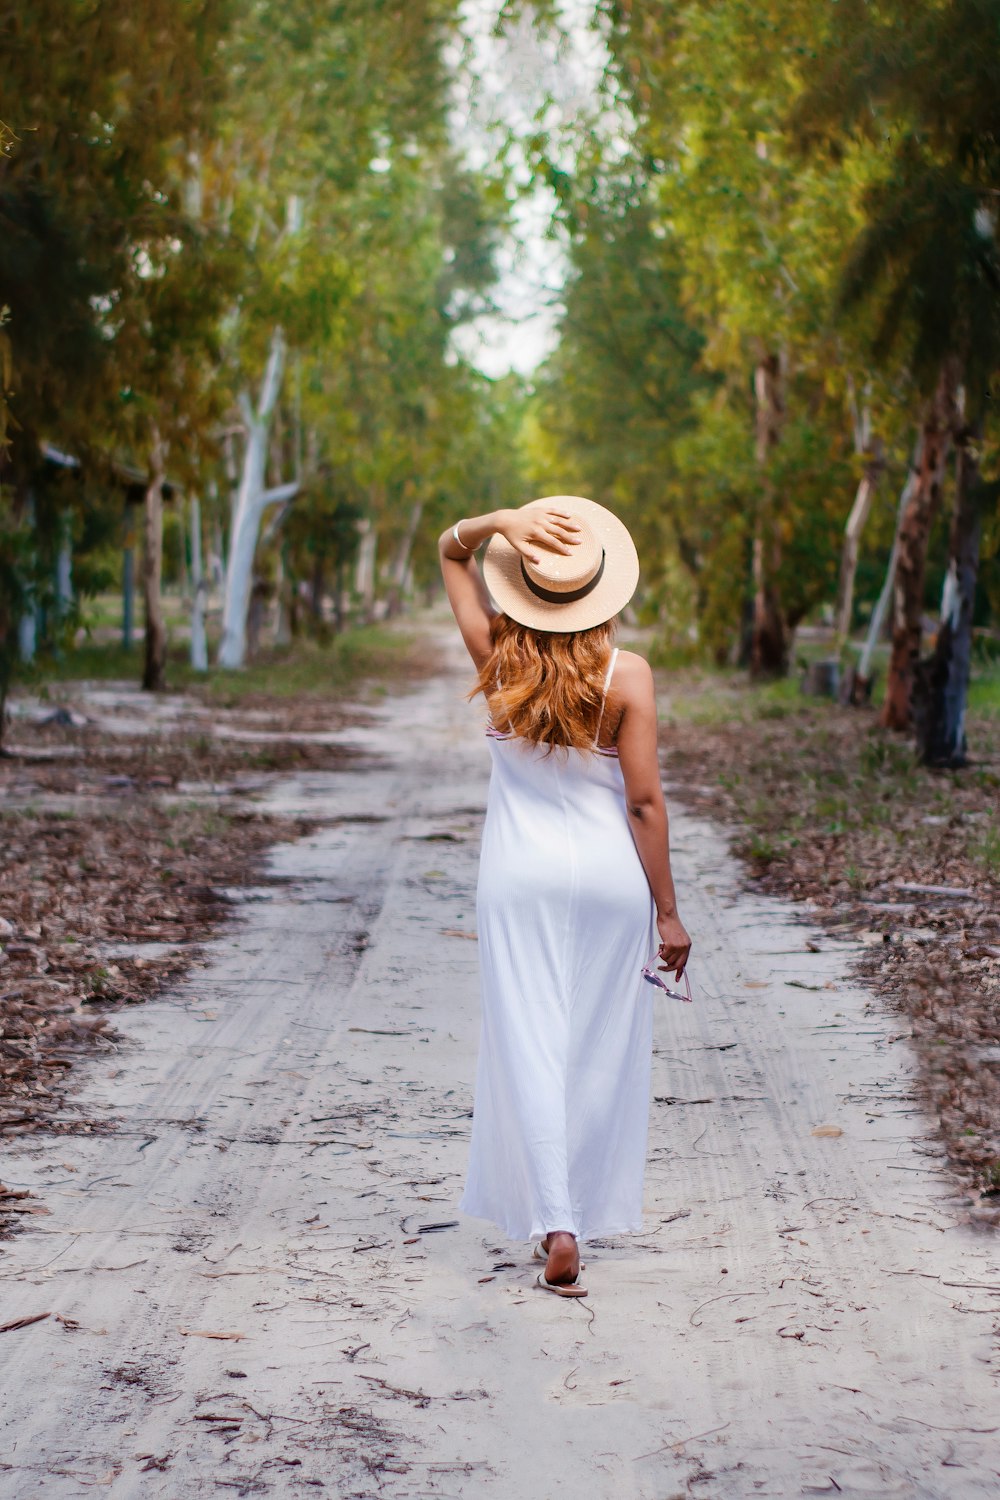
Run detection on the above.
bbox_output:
[1,637,998,1499]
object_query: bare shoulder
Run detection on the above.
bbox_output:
[611,649,655,700]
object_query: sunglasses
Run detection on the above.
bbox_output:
[642,965,693,1004]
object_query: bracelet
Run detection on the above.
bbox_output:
[452,521,474,552]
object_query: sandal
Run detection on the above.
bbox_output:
[536,1270,588,1299]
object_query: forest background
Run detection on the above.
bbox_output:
[2,0,1000,764]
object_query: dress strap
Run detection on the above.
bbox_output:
[593,647,619,747]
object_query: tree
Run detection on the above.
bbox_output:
[207,0,470,667]
[516,0,896,671]
[0,0,235,691]
[794,0,1000,752]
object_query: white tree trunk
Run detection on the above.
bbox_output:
[834,388,882,653]
[939,566,957,625]
[189,495,208,672]
[274,549,292,646]
[858,437,922,682]
[386,501,422,616]
[834,466,880,651]
[55,513,73,621]
[17,610,36,663]
[217,327,299,668]
[354,518,377,620]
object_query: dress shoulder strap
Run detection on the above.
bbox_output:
[593,647,619,747]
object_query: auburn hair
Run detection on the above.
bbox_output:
[472,612,616,752]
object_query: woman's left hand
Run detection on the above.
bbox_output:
[656,911,691,980]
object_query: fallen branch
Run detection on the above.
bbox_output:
[894,882,975,899]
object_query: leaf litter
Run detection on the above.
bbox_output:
[0,679,370,1234]
[661,691,1000,1208]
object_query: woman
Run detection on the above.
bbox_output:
[439,496,691,1298]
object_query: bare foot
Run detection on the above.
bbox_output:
[543,1230,579,1286]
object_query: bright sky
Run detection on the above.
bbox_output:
[449,1,607,380]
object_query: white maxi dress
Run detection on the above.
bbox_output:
[460,649,656,1243]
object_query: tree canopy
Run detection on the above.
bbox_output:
[1,0,998,761]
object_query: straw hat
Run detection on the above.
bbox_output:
[482,496,639,634]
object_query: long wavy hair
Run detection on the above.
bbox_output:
[472,612,616,751]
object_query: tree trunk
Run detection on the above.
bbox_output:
[857,437,922,687]
[274,547,292,646]
[218,327,299,668]
[834,469,878,652]
[385,500,422,617]
[17,609,36,663]
[912,419,984,767]
[751,352,788,677]
[55,511,73,627]
[211,511,225,590]
[310,553,326,625]
[834,389,884,654]
[354,517,377,622]
[122,535,135,650]
[142,427,168,692]
[880,360,961,731]
[246,578,269,661]
[189,495,208,672]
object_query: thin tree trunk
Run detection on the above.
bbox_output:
[142,426,168,692]
[175,494,188,602]
[834,469,879,652]
[189,494,208,672]
[880,360,961,731]
[857,437,922,686]
[218,327,299,668]
[246,579,269,660]
[55,511,73,628]
[834,386,883,654]
[122,538,135,650]
[912,418,984,767]
[16,609,36,663]
[355,516,377,622]
[274,547,292,646]
[310,554,326,626]
[751,352,788,677]
[385,500,422,617]
[211,511,225,591]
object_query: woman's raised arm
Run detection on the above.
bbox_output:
[438,507,581,668]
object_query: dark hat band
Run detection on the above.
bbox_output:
[520,549,606,606]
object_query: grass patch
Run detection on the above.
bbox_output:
[24,624,425,705]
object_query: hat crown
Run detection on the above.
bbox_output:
[522,515,603,595]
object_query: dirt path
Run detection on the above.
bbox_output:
[1,635,998,1499]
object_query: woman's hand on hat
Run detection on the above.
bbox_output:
[501,506,581,565]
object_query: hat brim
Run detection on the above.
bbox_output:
[482,496,639,633]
